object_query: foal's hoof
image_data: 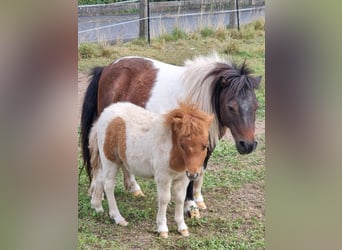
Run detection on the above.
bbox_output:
[94,207,104,213]
[117,220,128,226]
[159,232,168,238]
[196,201,207,210]
[178,229,189,237]
[133,190,145,197]
[187,206,201,219]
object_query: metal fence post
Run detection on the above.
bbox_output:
[236,0,240,31]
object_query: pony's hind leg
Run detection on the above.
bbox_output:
[103,160,128,226]
[90,181,104,213]
[122,166,144,197]
[172,177,189,237]
[193,169,207,210]
[89,167,104,213]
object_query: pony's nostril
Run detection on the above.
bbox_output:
[239,141,247,149]
[186,171,199,180]
[238,141,256,154]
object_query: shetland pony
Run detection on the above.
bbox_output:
[81,53,261,217]
[88,102,213,238]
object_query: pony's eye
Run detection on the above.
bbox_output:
[228,105,235,112]
[180,143,185,150]
[202,144,208,150]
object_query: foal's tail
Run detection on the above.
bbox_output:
[81,66,104,181]
[88,121,101,196]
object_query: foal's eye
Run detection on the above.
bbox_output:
[202,144,208,150]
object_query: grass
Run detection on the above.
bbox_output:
[78,134,265,249]
[78,20,265,249]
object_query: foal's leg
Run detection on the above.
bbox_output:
[122,166,144,197]
[90,169,104,213]
[172,176,190,236]
[103,160,128,226]
[155,176,172,238]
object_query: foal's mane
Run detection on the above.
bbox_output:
[181,53,259,149]
[164,102,211,136]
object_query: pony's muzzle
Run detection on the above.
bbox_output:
[237,140,258,154]
[186,171,199,181]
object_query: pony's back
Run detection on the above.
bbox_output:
[96,102,172,178]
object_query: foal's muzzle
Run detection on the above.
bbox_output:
[237,140,258,154]
[186,171,199,181]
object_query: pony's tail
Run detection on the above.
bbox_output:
[81,66,104,181]
[88,121,101,196]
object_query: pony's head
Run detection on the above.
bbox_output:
[211,61,261,154]
[165,102,213,180]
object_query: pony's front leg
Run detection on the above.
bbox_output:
[155,177,172,238]
[184,181,200,219]
[172,177,190,237]
[193,169,207,209]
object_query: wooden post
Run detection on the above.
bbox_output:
[139,0,148,39]
[229,0,236,28]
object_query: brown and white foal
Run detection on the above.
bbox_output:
[88,102,212,238]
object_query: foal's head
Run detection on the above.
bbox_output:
[211,61,261,154]
[165,103,213,180]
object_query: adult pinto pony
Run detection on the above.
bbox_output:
[88,102,212,238]
[81,53,261,217]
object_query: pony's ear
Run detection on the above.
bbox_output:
[220,77,228,87]
[171,116,183,132]
[252,76,262,88]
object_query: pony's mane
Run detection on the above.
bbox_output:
[181,53,258,149]
[164,102,211,136]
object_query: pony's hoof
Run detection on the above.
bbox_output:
[159,232,168,238]
[187,208,201,219]
[117,220,128,226]
[196,201,207,210]
[178,229,189,237]
[94,207,104,213]
[133,190,145,197]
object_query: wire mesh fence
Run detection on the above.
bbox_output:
[78,1,265,44]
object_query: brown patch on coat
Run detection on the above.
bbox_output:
[103,117,127,165]
[165,102,213,173]
[97,58,158,113]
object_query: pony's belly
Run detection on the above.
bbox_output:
[125,159,154,179]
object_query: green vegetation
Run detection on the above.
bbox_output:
[78,20,265,249]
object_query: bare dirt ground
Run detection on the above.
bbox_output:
[77,72,265,137]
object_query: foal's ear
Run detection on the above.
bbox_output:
[171,116,183,131]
